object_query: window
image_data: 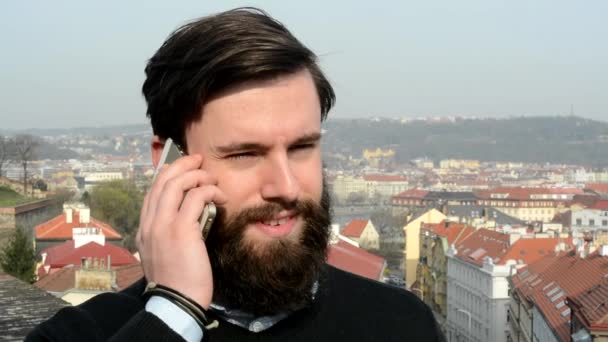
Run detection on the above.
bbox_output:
[590,219,595,226]
[603,220,608,226]
[576,218,582,226]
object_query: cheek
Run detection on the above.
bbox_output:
[296,162,323,200]
[218,176,254,213]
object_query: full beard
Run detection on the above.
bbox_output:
[205,186,332,316]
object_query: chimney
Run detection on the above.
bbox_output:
[65,208,73,224]
[330,224,340,244]
[601,245,608,257]
[79,207,90,224]
[107,255,111,270]
[578,244,586,259]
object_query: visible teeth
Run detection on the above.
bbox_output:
[263,217,290,226]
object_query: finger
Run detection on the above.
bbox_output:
[156,170,220,216]
[147,155,203,218]
[178,186,228,226]
[137,192,151,244]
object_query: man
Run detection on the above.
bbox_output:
[27,8,445,341]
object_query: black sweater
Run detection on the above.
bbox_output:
[26,265,445,341]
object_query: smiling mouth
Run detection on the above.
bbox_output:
[261,216,292,226]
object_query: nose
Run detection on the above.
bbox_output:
[260,153,300,203]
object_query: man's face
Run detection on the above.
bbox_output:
[185,69,324,246]
[181,69,330,314]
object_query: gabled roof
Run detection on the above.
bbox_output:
[327,240,386,280]
[511,249,608,341]
[421,221,475,246]
[569,283,608,332]
[35,212,122,239]
[453,229,510,266]
[41,241,138,269]
[341,219,370,238]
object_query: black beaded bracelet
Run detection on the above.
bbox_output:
[143,282,219,330]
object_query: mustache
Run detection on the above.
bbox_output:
[215,200,305,228]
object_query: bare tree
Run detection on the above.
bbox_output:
[0,135,10,178]
[13,135,39,195]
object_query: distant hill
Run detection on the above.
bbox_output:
[321,116,608,166]
[0,124,151,137]
[3,116,608,166]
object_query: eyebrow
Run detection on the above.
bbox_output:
[215,132,322,154]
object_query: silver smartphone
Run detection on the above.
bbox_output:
[153,138,216,239]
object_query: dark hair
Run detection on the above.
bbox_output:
[142,7,335,149]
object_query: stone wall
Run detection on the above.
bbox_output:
[0,199,62,239]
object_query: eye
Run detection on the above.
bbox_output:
[226,152,257,160]
[290,143,316,152]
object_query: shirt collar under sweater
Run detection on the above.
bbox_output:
[209,281,319,333]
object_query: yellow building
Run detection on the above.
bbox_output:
[402,208,446,288]
[416,221,474,322]
[362,148,395,168]
[330,175,367,204]
[439,159,480,170]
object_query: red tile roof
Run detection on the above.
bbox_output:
[499,237,571,265]
[114,264,144,290]
[35,212,122,240]
[511,249,608,341]
[454,229,510,266]
[35,265,77,292]
[476,187,584,201]
[585,183,608,194]
[41,241,138,269]
[591,200,608,210]
[327,240,386,280]
[341,219,369,238]
[393,188,429,199]
[362,174,407,182]
[35,263,143,293]
[569,283,608,332]
[421,221,475,246]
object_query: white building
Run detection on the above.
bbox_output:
[81,171,123,190]
[445,229,561,342]
[446,248,512,342]
[571,201,608,232]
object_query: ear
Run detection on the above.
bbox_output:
[151,136,165,168]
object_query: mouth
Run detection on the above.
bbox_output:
[254,213,298,238]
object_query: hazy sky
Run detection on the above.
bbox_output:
[1,1,607,129]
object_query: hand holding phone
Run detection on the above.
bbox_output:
[154,138,216,239]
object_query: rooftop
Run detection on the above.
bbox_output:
[341,219,370,238]
[35,212,122,240]
[512,248,608,341]
[327,240,386,280]
[0,271,68,340]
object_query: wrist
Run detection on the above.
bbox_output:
[143,282,218,330]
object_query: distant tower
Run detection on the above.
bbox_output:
[570,104,575,117]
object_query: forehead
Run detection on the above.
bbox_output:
[194,70,322,145]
